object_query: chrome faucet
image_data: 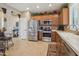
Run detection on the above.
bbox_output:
[67,25,78,31]
[67,25,79,35]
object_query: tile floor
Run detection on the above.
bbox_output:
[6,38,49,56]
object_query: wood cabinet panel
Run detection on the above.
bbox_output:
[52,32,61,55]
[51,32,56,42]
[32,15,58,20]
[59,8,69,25]
[62,8,69,25]
[38,31,43,41]
[55,32,61,55]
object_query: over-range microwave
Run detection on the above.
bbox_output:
[39,20,52,26]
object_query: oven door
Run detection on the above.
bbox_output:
[42,32,51,42]
[43,32,51,37]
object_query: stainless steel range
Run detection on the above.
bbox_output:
[39,20,52,42]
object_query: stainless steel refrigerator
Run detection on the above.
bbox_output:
[28,19,38,41]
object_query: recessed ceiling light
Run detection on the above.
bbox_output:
[49,4,52,7]
[26,8,29,10]
[36,5,39,8]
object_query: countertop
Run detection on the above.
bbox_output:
[52,30,79,56]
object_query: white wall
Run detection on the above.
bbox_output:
[0,3,21,33]
[76,4,79,26]
[0,4,31,40]
[0,8,4,29]
[69,4,73,26]
[19,11,31,40]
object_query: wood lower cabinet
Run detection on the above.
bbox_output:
[38,31,43,41]
[51,32,56,42]
[61,40,77,56]
[49,32,61,56]
[55,32,61,55]
[51,31,77,56]
[60,39,69,56]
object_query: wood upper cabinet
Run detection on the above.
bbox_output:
[59,8,69,25]
[32,15,58,21]
[32,14,59,30]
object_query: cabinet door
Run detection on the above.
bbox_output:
[60,40,67,55]
[62,8,69,25]
[55,33,61,55]
[38,31,43,41]
[59,8,69,25]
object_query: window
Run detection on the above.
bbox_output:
[70,4,79,31]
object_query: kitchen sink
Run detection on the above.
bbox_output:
[65,30,79,35]
[70,31,79,35]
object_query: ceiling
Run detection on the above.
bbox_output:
[5,3,64,13]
